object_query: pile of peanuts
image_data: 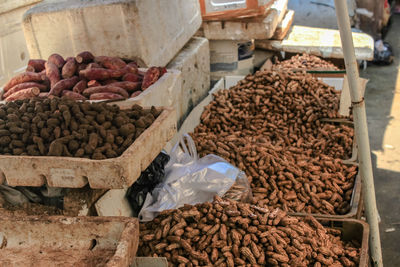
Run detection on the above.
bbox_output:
[192,135,356,215]
[273,54,341,71]
[191,71,356,215]
[139,196,361,266]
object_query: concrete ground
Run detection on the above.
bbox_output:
[361,15,400,266]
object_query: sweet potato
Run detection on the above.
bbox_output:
[102,79,119,85]
[130,91,142,98]
[62,58,78,79]
[128,61,138,68]
[79,68,113,80]
[87,80,101,88]
[107,81,141,92]
[26,65,35,72]
[76,51,95,64]
[48,53,65,68]
[5,87,40,101]
[79,68,128,80]
[49,76,80,96]
[77,63,88,73]
[3,82,48,99]
[45,62,61,88]
[2,72,45,92]
[72,80,87,94]
[142,67,164,90]
[89,92,125,100]
[95,56,126,70]
[83,85,129,98]
[87,63,101,69]
[27,59,46,72]
[125,64,138,74]
[122,73,142,82]
[38,92,50,98]
[62,90,87,100]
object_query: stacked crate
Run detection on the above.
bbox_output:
[197,0,293,82]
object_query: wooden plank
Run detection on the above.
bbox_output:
[256,25,374,60]
[272,9,294,40]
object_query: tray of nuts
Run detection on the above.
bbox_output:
[181,71,362,218]
[138,196,369,267]
[0,98,176,189]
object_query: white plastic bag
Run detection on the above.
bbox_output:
[139,134,249,221]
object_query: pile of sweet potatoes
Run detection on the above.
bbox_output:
[1,52,166,102]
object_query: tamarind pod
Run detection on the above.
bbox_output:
[89,92,125,100]
[45,62,61,88]
[87,80,102,88]
[72,80,87,94]
[107,81,141,92]
[62,58,78,79]
[83,85,129,98]
[122,73,142,82]
[49,76,79,96]
[48,53,65,68]
[3,72,45,92]
[95,56,126,70]
[5,87,40,101]
[27,59,46,72]
[62,90,87,100]
[76,51,95,64]
[3,82,48,99]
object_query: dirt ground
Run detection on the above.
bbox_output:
[361,15,400,266]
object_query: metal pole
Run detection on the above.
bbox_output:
[333,1,383,266]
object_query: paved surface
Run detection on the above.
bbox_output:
[361,15,400,266]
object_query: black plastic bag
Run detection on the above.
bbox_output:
[126,151,170,216]
[373,40,394,65]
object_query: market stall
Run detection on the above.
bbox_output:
[0,0,385,266]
